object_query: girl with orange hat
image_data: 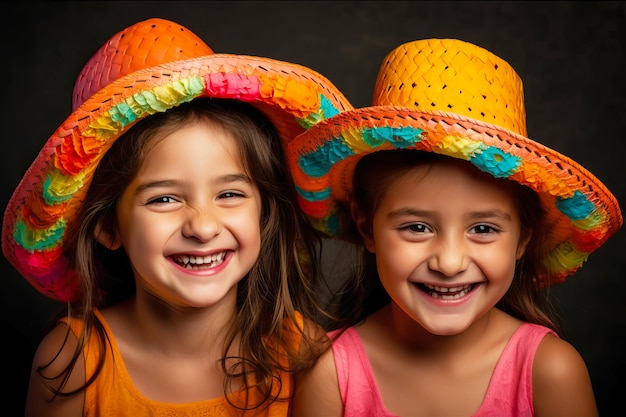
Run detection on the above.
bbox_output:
[2,18,352,416]
[289,38,621,416]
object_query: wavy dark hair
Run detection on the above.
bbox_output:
[326,149,562,336]
[39,98,329,412]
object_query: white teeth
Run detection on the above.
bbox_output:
[423,283,473,300]
[430,288,470,300]
[174,252,226,269]
[424,283,471,293]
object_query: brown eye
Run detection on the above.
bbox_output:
[218,191,245,200]
[147,196,177,205]
[402,223,429,233]
[471,225,497,234]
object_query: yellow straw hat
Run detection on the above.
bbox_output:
[287,38,622,285]
[2,18,353,301]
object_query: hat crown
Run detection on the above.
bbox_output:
[373,38,527,136]
[72,18,214,110]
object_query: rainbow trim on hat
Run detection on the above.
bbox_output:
[9,74,343,301]
[2,18,352,301]
[289,112,620,286]
[288,38,621,286]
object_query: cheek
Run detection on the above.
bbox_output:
[475,246,518,284]
[117,207,172,254]
[374,241,417,282]
[230,206,262,243]
[241,222,262,253]
[119,218,159,257]
[232,211,263,271]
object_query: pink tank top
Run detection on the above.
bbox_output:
[331,323,554,417]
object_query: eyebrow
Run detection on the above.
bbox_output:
[388,208,431,219]
[469,209,512,221]
[135,173,252,193]
[388,208,513,221]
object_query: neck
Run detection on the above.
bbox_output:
[105,292,239,358]
[363,303,509,357]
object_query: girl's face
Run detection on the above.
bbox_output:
[360,159,528,336]
[105,121,262,309]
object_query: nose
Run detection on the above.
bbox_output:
[427,234,469,277]
[182,206,221,242]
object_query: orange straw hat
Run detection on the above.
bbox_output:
[3,18,353,302]
[288,38,622,285]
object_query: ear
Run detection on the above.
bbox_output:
[94,220,122,250]
[515,230,532,260]
[350,201,375,253]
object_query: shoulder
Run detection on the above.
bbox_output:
[25,322,86,417]
[533,334,590,385]
[293,345,342,417]
[33,322,83,381]
[532,334,598,417]
[305,345,339,384]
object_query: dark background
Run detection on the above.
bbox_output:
[1,1,624,416]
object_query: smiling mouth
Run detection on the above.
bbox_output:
[173,252,226,270]
[417,283,475,300]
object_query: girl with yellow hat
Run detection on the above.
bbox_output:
[289,38,621,417]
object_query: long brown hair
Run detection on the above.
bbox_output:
[327,149,562,335]
[40,98,328,411]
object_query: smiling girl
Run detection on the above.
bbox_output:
[2,18,352,417]
[288,39,622,417]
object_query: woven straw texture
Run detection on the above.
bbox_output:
[288,38,622,285]
[2,18,353,301]
[374,38,526,136]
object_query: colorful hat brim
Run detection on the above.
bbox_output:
[288,106,623,285]
[3,53,352,301]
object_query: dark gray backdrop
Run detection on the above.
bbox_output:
[2,1,624,416]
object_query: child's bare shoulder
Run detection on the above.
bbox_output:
[534,334,589,381]
[532,334,598,417]
[33,323,82,379]
[26,323,86,417]
[293,346,341,417]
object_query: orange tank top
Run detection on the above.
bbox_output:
[62,308,301,416]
